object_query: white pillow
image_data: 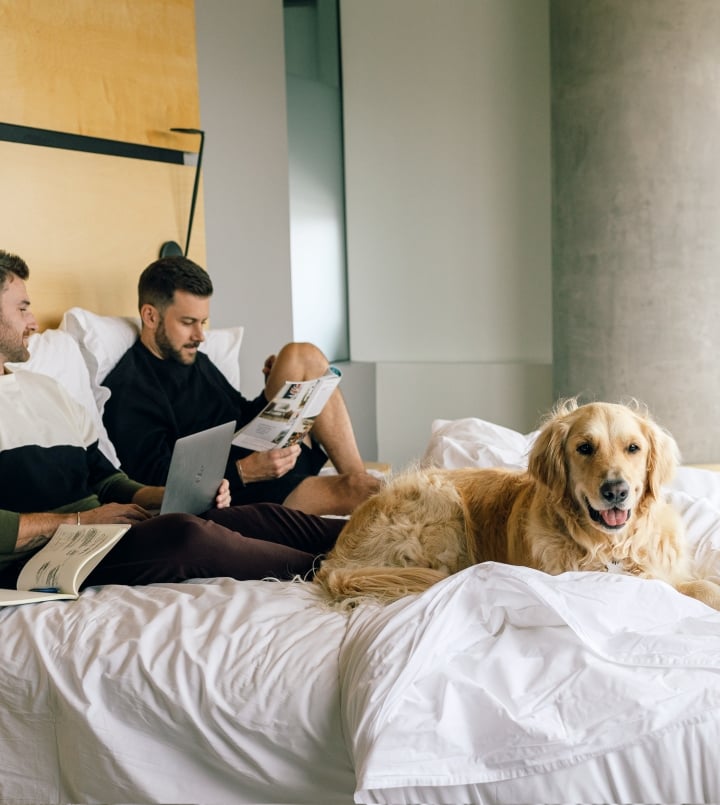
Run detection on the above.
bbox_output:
[60,307,244,411]
[422,417,537,471]
[60,308,139,403]
[202,327,243,389]
[7,330,121,467]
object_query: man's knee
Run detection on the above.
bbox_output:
[283,471,381,516]
[277,341,327,374]
[338,471,382,504]
[152,512,207,546]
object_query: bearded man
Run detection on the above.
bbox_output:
[103,256,379,514]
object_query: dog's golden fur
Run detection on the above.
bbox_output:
[314,399,720,610]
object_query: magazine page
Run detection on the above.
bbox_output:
[14,524,130,599]
[232,367,341,452]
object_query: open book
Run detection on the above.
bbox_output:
[0,523,130,607]
[232,366,342,452]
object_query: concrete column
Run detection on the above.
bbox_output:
[551,0,720,462]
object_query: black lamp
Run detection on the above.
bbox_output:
[160,127,205,258]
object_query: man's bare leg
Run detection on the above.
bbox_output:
[282,473,381,516]
[264,342,367,474]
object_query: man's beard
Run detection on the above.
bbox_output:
[0,322,30,364]
[156,319,200,365]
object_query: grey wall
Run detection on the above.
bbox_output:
[194,0,378,461]
[552,0,720,462]
[195,0,553,468]
[195,0,294,398]
[195,0,720,466]
[341,0,553,467]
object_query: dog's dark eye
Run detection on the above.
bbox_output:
[628,443,641,453]
[577,442,594,456]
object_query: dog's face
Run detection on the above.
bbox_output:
[529,401,680,534]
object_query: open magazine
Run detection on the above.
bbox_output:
[232,366,342,452]
[0,523,130,607]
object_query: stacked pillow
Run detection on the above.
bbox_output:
[8,329,121,466]
[8,308,244,469]
[60,307,243,407]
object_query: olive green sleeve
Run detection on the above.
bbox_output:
[93,471,144,504]
[0,509,20,557]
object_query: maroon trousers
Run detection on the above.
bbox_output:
[1,504,345,590]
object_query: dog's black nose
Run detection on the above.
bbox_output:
[601,479,629,505]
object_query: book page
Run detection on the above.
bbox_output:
[232,368,341,451]
[0,589,76,606]
[15,524,130,597]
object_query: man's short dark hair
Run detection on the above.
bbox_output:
[138,256,214,312]
[0,250,29,289]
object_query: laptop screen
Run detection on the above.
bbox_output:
[159,421,235,515]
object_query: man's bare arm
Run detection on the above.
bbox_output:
[16,512,78,551]
[15,496,161,553]
[130,486,164,511]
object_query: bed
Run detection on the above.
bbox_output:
[2,314,720,804]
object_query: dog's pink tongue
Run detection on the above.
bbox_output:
[602,508,628,527]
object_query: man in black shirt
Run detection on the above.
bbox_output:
[103,257,381,515]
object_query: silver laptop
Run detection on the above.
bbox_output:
[160,421,235,515]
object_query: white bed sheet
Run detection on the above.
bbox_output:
[0,577,354,805]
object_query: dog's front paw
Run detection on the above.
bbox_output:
[676,578,720,610]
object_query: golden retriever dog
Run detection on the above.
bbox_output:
[314,399,720,610]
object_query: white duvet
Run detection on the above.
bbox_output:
[342,563,720,804]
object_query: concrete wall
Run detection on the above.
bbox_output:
[552,0,720,462]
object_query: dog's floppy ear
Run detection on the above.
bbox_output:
[643,417,681,498]
[528,407,572,495]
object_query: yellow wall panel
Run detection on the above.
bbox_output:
[0,0,205,328]
[1,140,205,329]
[0,0,199,146]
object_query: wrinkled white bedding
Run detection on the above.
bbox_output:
[5,556,720,805]
[342,564,720,804]
[0,577,354,805]
[4,415,720,805]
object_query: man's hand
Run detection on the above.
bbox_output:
[237,445,301,484]
[80,503,154,525]
[16,502,155,552]
[262,354,277,382]
[214,478,231,508]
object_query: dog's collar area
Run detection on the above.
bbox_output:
[586,498,630,530]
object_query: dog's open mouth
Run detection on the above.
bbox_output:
[586,500,631,529]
